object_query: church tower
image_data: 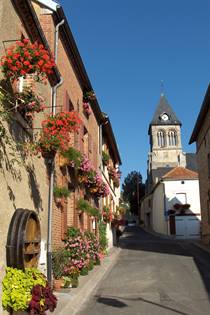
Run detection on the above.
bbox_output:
[147,94,186,189]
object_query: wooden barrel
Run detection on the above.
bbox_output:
[6,208,41,269]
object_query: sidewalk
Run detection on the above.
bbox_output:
[52,246,121,315]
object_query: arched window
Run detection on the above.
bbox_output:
[168,130,177,146]
[157,130,166,147]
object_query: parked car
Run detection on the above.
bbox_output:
[127,220,136,227]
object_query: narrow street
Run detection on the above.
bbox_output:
[76,227,210,315]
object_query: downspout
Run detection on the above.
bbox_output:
[47,18,64,285]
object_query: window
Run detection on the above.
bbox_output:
[83,127,88,156]
[157,130,166,147]
[168,130,177,146]
[65,91,74,111]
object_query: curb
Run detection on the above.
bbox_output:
[139,226,176,240]
[191,241,210,255]
[53,247,121,315]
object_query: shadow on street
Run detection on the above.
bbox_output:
[120,226,210,297]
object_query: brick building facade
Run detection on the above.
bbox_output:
[190,84,210,245]
[0,1,121,313]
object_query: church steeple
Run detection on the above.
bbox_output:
[147,93,186,190]
[150,94,181,129]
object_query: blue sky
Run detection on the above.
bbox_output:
[60,0,210,181]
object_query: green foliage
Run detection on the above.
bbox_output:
[2,267,46,312]
[66,226,81,238]
[77,198,91,212]
[80,267,89,276]
[53,186,70,198]
[87,260,94,271]
[70,277,79,288]
[102,151,110,165]
[61,147,82,168]
[77,198,99,217]
[89,207,100,218]
[98,221,108,252]
[52,248,68,279]
[122,171,145,215]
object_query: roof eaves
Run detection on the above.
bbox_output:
[11,0,61,85]
[102,116,122,165]
[52,6,103,124]
[189,84,210,144]
[162,176,198,181]
[33,0,60,11]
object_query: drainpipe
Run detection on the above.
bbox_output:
[47,19,64,285]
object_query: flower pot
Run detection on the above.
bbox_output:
[41,150,56,159]
[11,77,24,94]
[22,74,35,92]
[55,197,64,206]
[89,187,98,194]
[53,279,64,291]
[59,155,69,168]
[71,278,79,288]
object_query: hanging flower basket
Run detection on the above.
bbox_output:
[0,38,55,83]
[35,111,82,157]
[16,90,45,126]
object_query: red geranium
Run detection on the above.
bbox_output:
[0,38,55,82]
[36,111,82,154]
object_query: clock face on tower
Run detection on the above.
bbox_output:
[161,113,169,121]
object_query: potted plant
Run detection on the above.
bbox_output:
[102,206,113,223]
[53,186,70,205]
[83,90,96,102]
[182,203,191,210]
[63,266,80,288]
[77,198,91,214]
[16,89,45,126]
[52,248,68,291]
[2,267,57,315]
[0,38,55,87]
[60,147,82,168]
[83,102,92,116]
[173,203,182,210]
[102,151,110,166]
[35,111,81,158]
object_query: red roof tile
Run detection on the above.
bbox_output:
[162,167,198,180]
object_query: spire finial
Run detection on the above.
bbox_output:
[160,80,164,96]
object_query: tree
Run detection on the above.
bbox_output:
[122,171,145,215]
